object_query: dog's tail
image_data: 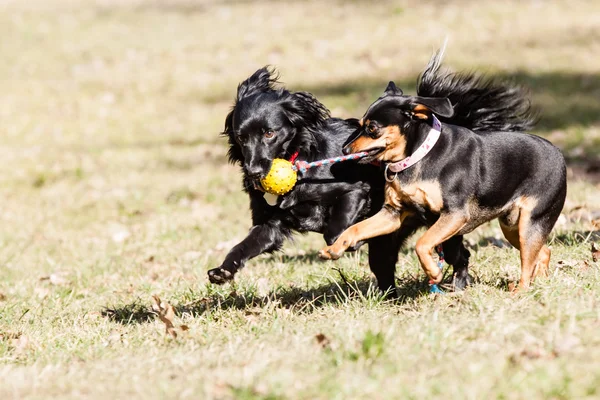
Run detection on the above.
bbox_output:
[417,48,537,132]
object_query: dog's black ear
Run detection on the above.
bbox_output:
[281,91,330,128]
[410,96,454,119]
[384,81,403,96]
[223,109,243,164]
[236,66,279,101]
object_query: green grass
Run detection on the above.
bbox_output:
[1,0,600,398]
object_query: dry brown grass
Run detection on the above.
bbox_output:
[0,0,599,398]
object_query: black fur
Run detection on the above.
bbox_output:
[417,48,537,132]
[208,67,470,294]
[329,50,566,291]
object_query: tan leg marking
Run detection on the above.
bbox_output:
[319,207,403,260]
[534,246,551,279]
[415,213,467,284]
[500,222,520,249]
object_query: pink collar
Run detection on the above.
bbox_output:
[386,115,442,177]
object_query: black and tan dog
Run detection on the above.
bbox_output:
[207,67,472,294]
[319,50,567,291]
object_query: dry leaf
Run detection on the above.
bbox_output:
[0,292,6,301]
[592,243,600,263]
[315,333,331,349]
[592,219,600,230]
[556,259,583,270]
[151,295,178,339]
[180,325,190,331]
[39,272,69,286]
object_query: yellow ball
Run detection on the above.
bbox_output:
[260,158,298,195]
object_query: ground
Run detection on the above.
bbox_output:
[1,0,600,399]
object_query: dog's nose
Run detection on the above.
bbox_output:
[342,145,351,155]
[245,166,263,179]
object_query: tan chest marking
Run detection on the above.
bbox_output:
[385,179,444,212]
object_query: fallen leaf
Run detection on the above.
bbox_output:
[151,295,178,339]
[315,333,331,349]
[592,243,600,263]
[0,292,6,301]
[39,272,70,286]
[519,347,546,360]
[180,325,190,331]
[592,219,600,230]
[556,259,584,270]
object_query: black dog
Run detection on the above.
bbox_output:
[207,67,471,294]
[320,50,566,292]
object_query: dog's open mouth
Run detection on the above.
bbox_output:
[357,147,385,163]
[252,180,264,191]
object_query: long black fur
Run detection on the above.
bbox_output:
[417,49,537,132]
[208,67,471,294]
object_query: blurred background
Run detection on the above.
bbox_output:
[1,0,599,295]
[1,0,599,309]
[1,1,600,397]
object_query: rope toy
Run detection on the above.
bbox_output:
[260,151,369,196]
[429,244,445,294]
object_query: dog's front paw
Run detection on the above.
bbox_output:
[207,267,234,284]
[318,244,347,260]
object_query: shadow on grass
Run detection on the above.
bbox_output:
[102,271,430,325]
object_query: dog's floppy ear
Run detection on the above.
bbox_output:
[281,91,330,128]
[410,96,454,119]
[236,66,279,101]
[384,81,403,96]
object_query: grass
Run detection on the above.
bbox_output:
[0,0,599,398]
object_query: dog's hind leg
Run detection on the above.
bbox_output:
[501,200,554,291]
[415,213,468,284]
[500,207,551,290]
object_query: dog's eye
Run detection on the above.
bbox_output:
[367,124,378,136]
[264,130,275,139]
